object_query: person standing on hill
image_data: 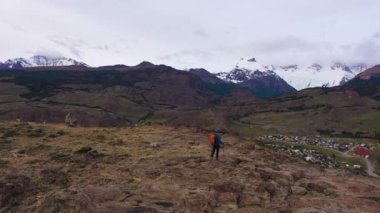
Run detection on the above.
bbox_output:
[210,129,223,160]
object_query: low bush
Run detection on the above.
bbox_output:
[27,128,45,137]
[74,146,92,154]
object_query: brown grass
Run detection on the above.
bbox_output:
[0,122,379,212]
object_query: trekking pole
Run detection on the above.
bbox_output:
[222,142,225,155]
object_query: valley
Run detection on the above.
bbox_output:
[0,58,379,212]
[2,1,380,212]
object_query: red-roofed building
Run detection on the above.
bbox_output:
[355,146,370,158]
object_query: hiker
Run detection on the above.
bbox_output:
[210,129,224,160]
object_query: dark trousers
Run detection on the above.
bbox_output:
[211,145,220,159]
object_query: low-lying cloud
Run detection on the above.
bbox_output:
[0,0,379,71]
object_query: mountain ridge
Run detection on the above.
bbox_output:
[0,55,87,68]
[0,55,373,94]
[216,57,368,90]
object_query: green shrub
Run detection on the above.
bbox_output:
[56,130,65,136]
[317,129,334,136]
[50,150,71,160]
[74,146,92,154]
[27,128,45,137]
[0,138,12,143]
[0,159,9,166]
[3,129,17,138]
[96,134,106,140]
[375,132,380,139]
[48,133,58,138]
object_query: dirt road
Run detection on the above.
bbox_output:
[341,145,378,178]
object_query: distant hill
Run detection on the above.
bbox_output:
[0,59,378,137]
[0,64,226,126]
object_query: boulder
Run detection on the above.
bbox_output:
[65,112,77,127]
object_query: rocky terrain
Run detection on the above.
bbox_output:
[1,122,380,212]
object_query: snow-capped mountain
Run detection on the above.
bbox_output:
[0,55,87,68]
[216,58,281,83]
[212,58,297,98]
[217,57,368,90]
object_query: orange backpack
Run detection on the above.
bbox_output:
[210,134,216,144]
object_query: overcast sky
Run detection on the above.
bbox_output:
[1,0,380,72]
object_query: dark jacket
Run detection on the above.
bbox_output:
[214,133,223,146]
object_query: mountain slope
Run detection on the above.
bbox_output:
[344,65,380,100]
[275,62,367,89]
[0,55,87,68]
[355,65,380,80]
[0,64,226,126]
[215,58,297,98]
[216,57,269,83]
[188,68,239,97]
[238,70,297,99]
[0,59,378,136]
[188,68,226,84]
[217,57,367,90]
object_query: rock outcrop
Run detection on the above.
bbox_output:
[65,112,77,127]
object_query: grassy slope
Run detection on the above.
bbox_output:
[0,122,380,212]
[1,69,379,136]
[226,88,380,137]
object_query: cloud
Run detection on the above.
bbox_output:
[156,33,380,72]
[157,49,216,69]
[352,32,380,65]
[48,36,88,58]
[159,36,333,69]
[69,47,84,58]
[33,49,63,58]
[240,37,335,66]
[250,37,323,53]
[49,36,86,48]
[12,25,26,32]
[193,29,209,39]
[1,0,380,70]
[93,45,110,51]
